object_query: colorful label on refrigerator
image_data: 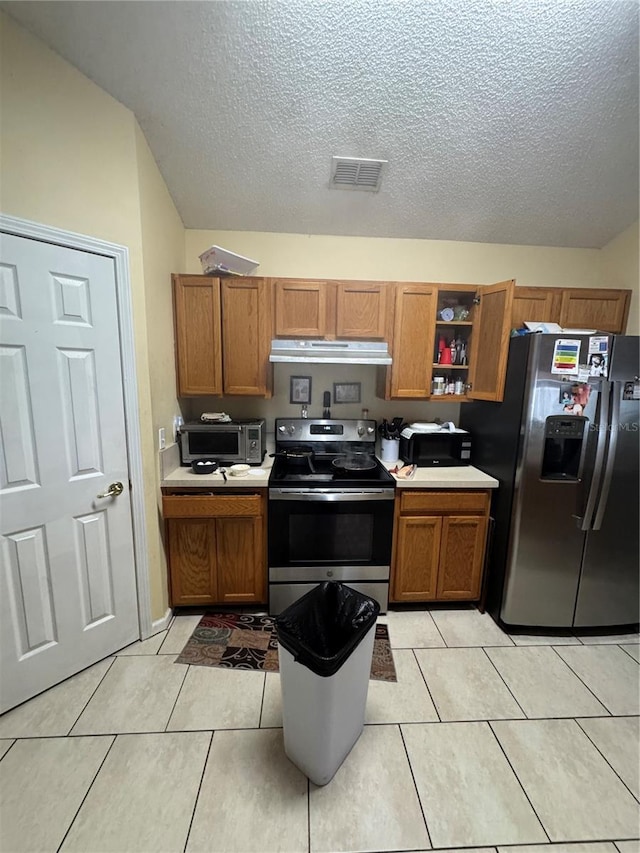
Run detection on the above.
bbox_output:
[551,339,581,375]
[587,336,608,377]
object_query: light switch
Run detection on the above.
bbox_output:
[158,427,166,450]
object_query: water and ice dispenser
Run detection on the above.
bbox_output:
[540,415,587,480]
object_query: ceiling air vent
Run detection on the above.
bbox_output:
[330,156,387,192]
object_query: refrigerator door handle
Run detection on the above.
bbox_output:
[592,384,619,531]
[580,382,610,531]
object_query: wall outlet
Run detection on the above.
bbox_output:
[158,427,166,450]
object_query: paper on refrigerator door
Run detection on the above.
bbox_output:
[587,335,608,377]
[551,339,581,375]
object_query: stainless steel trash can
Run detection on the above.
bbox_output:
[275,581,379,786]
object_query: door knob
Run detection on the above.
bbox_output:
[97,482,124,499]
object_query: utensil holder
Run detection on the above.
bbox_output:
[381,438,400,462]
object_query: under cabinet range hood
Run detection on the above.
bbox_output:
[269,339,392,365]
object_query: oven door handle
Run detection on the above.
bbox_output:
[269,489,395,502]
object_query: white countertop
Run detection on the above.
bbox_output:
[390,464,499,489]
[162,456,273,489]
[162,456,497,490]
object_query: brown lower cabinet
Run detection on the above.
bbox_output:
[391,490,490,602]
[162,489,267,606]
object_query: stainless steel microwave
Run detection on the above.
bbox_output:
[399,429,472,467]
[179,419,266,465]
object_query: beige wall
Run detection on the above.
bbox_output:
[134,124,185,618]
[601,222,639,335]
[184,229,604,285]
[1,13,182,622]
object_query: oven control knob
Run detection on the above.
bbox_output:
[366,426,375,435]
[326,570,334,577]
[278,425,287,433]
[357,426,365,436]
[287,425,295,435]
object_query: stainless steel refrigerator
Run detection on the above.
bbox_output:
[461,333,639,628]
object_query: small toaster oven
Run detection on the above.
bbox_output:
[179,419,266,466]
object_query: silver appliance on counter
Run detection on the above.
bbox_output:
[460,334,639,629]
[268,418,396,614]
[179,418,266,466]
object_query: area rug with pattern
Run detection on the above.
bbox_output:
[175,612,397,682]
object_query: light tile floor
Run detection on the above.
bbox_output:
[0,605,638,853]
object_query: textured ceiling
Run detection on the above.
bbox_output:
[4,0,639,248]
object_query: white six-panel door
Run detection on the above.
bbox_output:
[0,233,139,712]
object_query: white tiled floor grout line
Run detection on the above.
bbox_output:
[54,734,117,853]
[548,644,615,715]
[618,644,640,663]
[258,667,269,729]
[480,646,529,719]
[164,662,192,732]
[486,719,552,843]
[411,647,443,722]
[66,656,118,736]
[398,722,434,850]
[181,731,214,853]
[575,717,640,804]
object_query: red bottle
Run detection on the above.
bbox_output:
[440,342,452,365]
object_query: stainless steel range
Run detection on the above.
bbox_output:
[268,418,396,614]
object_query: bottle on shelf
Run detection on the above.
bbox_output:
[432,375,445,395]
[455,336,463,365]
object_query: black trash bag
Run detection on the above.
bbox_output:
[275,581,380,678]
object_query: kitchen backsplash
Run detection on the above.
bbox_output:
[178,364,461,427]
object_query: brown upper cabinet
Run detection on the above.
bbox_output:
[273,278,389,339]
[173,274,223,395]
[466,280,515,402]
[174,272,630,405]
[511,286,631,334]
[510,287,560,331]
[221,278,272,395]
[381,279,515,402]
[173,274,272,397]
[558,288,631,334]
[388,283,436,399]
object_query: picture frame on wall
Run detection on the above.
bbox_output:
[333,382,361,404]
[290,375,312,404]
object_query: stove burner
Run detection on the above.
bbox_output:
[270,418,395,489]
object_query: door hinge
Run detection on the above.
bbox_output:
[473,295,481,305]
